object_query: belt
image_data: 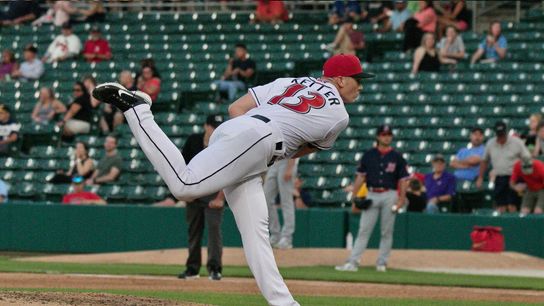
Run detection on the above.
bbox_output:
[251,115,283,166]
[368,187,390,193]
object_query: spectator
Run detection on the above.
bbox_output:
[82,75,101,109]
[450,127,485,182]
[0,0,41,26]
[403,0,437,52]
[213,44,256,102]
[470,21,507,64]
[294,177,312,209]
[62,176,106,205]
[0,104,20,156]
[58,81,93,138]
[522,113,542,154]
[532,121,544,158]
[87,135,123,185]
[49,141,95,184]
[375,0,411,33]
[406,177,427,212]
[329,0,362,25]
[77,0,106,23]
[477,121,531,213]
[424,154,456,213]
[137,66,161,103]
[510,158,544,215]
[327,18,365,56]
[411,33,441,74]
[176,114,225,281]
[0,50,18,81]
[435,0,470,36]
[42,22,82,64]
[83,26,112,63]
[134,58,160,88]
[12,45,44,81]
[253,0,289,24]
[438,26,465,65]
[0,178,9,203]
[31,87,66,125]
[100,71,132,134]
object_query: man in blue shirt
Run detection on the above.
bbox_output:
[470,21,507,64]
[425,154,456,213]
[450,127,485,182]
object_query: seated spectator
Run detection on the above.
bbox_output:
[450,127,485,182]
[62,176,106,205]
[0,178,8,203]
[406,178,427,212]
[58,82,93,138]
[137,65,161,103]
[375,0,411,33]
[134,58,160,88]
[411,33,441,74]
[87,135,123,185]
[435,0,470,36]
[42,23,82,64]
[49,141,95,184]
[294,177,312,209]
[329,0,362,25]
[253,0,288,24]
[12,45,44,81]
[0,104,20,156]
[403,0,437,52]
[438,26,465,65]
[31,87,66,125]
[83,26,112,63]
[521,113,541,153]
[100,71,132,134]
[424,154,456,213]
[82,75,101,109]
[531,121,544,158]
[0,0,41,26]
[327,18,365,56]
[213,44,256,102]
[0,49,18,81]
[77,0,106,23]
[510,158,544,215]
[470,21,507,64]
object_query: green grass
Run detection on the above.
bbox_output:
[1,288,540,306]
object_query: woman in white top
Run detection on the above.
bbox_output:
[438,25,465,64]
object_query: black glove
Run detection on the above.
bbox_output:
[353,197,372,210]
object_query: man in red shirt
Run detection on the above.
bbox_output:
[510,158,544,215]
[82,26,111,63]
[62,176,106,205]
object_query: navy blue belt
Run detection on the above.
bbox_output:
[251,115,283,166]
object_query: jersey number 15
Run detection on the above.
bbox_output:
[267,83,326,114]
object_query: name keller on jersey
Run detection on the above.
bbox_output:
[291,78,341,105]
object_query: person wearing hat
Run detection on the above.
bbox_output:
[93,53,375,306]
[42,22,81,63]
[477,121,531,213]
[336,124,409,273]
[83,26,112,63]
[12,44,44,81]
[0,104,21,156]
[510,157,544,215]
[62,176,105,205]
[326,16,365,55]
[424,154,456,213]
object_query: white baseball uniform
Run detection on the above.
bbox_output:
[122,76,348,306]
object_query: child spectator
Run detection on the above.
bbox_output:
[0,50,18,81]
[12,45,44,81]
[521,113,542,153]
[62,176,106,205]
[403,0,437,52]
[438,26,465,65]
[0,104,20,156]
[31,87,66,125]
[49,141,95,184]
[83,26,112,63]
[424,154,456,213]
[471,21,507,64]
[58,82,93,138]
[531,121,544,158]
[42,23,81,63]
[412,33,441,74]
[406,178,427,212]
[253,0,289,24]
[510,158,544,215]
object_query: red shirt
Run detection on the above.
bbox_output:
[138,77,161,102]
[62,191,103,204]
[83,38,111,62]
[510,160,544,192]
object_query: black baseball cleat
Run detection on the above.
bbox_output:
[92,82,152,112]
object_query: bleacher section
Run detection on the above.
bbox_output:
[0,9,543,208]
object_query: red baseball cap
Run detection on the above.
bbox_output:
[322,54,375,79]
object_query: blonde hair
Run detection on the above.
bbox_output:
[420,33,436,48]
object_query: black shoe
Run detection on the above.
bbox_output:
[92,82,152,112]
[208,270,222,281]
[177,270,200,280]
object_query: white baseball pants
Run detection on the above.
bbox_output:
[124,104,299,306]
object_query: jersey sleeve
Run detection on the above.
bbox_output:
[249,79,280,107]
[311,117,349,150]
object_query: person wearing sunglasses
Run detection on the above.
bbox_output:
[58,81,93,140]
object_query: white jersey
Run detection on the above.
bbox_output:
[247,77,349,158]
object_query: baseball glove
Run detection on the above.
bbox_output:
[353,197,373,210]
